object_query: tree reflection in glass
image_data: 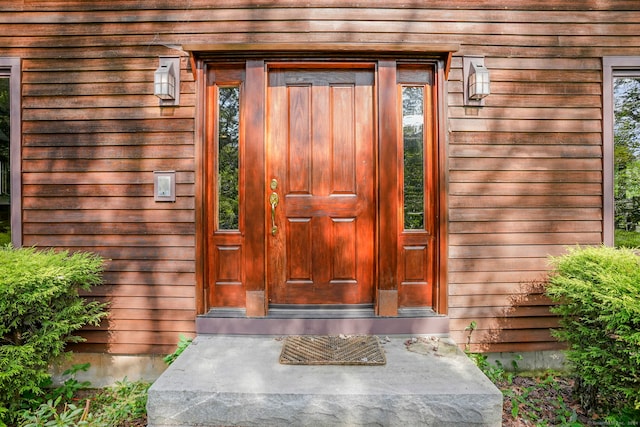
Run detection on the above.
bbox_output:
[218,86,240,230]
[402,86,425,230]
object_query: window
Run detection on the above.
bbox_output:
[402,85,426,230]
[604,58,640,248]
[0,58,20,247]
[216,86,240,231]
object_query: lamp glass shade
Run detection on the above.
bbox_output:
[154,64,176,100]
[468,63,490,100]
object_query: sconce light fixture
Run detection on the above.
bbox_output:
[463,56,490,106]
[154,57,180,106]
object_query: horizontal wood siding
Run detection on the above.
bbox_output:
[1,5,198,353]
[1,0,630,354]
[447,40,603,352]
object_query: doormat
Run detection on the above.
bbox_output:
[279,335,386,365]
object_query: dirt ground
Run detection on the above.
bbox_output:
[500,375,612,426]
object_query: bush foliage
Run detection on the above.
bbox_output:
[546,246,640,415]
[0,246,107,424]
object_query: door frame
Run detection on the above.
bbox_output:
[190,44,453,318]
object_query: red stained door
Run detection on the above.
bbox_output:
[267,68,375,305]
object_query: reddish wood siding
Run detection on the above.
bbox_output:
[448,51,603,351]
[1,0,629,354]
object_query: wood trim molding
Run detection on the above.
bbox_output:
[435,59,449,315]
[193,57,207,315]
[377,60,399,298]
[183,42,459,55]
[184,43,457,81]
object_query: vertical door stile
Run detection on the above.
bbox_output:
[377,60,400,316]
[244,60,267,316]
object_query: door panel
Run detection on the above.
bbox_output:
[267,69,375,305]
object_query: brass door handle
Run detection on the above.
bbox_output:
[269,192,279,235]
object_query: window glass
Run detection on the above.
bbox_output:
[402,86,425,230]
[613,77,640,247]
[217,86,240,230]
[0,77,9,245]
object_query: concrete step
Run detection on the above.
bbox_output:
[147,335,502,427]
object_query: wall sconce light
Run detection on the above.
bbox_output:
[463,56,490,106]
[154,57,180,106]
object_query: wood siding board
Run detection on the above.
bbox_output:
[22,159,195,173]
[450,232,603,246]
[28,245,195,260]
[449,195,602,209]
[449,158,602,171]
[92,296,196,311]
[23,145,194,159]
[449,282,547,296]
[23,197,194,210]
[24,184,195,198]
[24,106,196,121]
[22,235,195,247]
[449,271,550,284]
[449,257,551,272]
[3,0,640,11]
[448,306,556,319]
[449,182,602,196]
[449,245,598,259]
[449,118,601,133]
[23,94,197,109]
[107,308,196,321]
[449,220,602,234]
[450,132,602,145]
[5,10,640,26]
[449,107,601,120]
[23,119,195,134]
[23,209,195,223]
[449,170,602,183]
[449,94,602,108]
[102,272,196,286]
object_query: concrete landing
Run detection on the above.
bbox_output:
[147,335,502,427]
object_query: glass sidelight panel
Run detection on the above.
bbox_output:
[402,86,425,230]
[217,86,240,230]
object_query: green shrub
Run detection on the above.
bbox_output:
[163,334,193,365]
[0,246,107,424]
[546,246,640,415]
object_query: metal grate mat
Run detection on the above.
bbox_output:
[279,335,386,365]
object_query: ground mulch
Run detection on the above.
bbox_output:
[499,375,614,426]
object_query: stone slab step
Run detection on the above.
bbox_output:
[147,335,502,427]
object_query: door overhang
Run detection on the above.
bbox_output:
[184,42,458,79]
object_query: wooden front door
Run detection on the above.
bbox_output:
[267,68,376,305]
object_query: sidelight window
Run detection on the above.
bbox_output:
[402,85,426,230]
[217,86,240,230]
